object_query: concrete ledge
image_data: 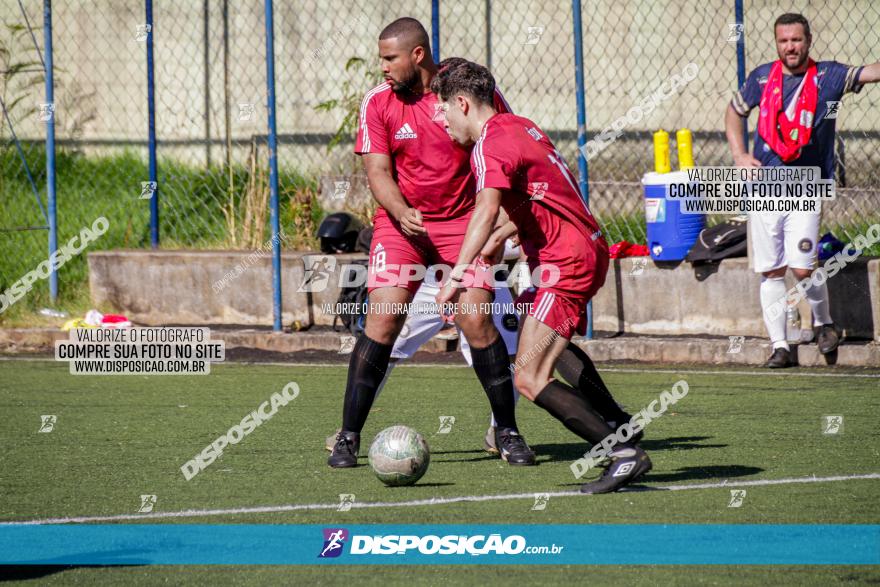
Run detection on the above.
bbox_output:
[593,257,878,341]
[217,329,450,354]
[0,328,450,356]
[88,249,368,328]
[3,328,877,367]
[0,328,68,353]
[573,336,880,368]
[88,250,879,342]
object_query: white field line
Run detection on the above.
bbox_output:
[186,361,880,379]
[2,473,877,526]
[597,367,880,379]
[6,357,880,378]
[224,362,880,378]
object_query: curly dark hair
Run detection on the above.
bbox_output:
[430,59,495,105]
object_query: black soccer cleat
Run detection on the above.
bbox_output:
[328,431,360,468]
[609,414,644,445]
[765,347,793,369]
[579,445,652,494]
[495,427,536,466]
[815,323,841,355]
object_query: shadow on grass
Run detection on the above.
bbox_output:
[559,464,764,490]
[631,464,764,485]
[0,563,145,582]
[433,436,728,465]
[385,482,456,489]
[530,435,727,464]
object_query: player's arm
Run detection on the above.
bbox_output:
[724,105,760,167]
[857,62,880,84]
[453,186,502,274]
[436,187,502,305]
[479,211,517,262]
[362,153,427,236]
[725,70,762,168]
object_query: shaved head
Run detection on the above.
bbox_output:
[379,17,431,53]
[377,17,435,94]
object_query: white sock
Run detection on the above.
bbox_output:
[803,277,832,327]
[490,385,520,428]
[760,276,789,350]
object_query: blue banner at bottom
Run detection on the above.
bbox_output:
[0,525,877,565]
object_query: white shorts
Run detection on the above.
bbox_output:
[391,282,519,365]
[749,211,820,273]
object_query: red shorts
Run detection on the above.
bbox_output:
[367,211,494,294]
[515,243,609,339]
[515,288,588,339]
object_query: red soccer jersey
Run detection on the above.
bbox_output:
[472,113,605,285]
[355,83,511,222]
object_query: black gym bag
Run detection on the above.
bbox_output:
[686,216,748,263]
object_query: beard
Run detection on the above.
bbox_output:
[781,50,809,70]
[389,67,420,93]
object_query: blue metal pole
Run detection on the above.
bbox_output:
[431,0,440,63]
[264,0,282,332]
[572,0,593,339]
[734,0,748,150]
[43,0,57,302]
[146,0,159,248]
[572,0,589,205]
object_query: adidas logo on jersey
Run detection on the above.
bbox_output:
[395,123,418,140]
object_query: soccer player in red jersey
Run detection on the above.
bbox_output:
[433,60,652,493]
[328,19,536,468]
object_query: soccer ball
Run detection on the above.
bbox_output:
[368,425,430,486]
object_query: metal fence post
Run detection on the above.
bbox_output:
[146,0,159,248]
[572,0,593,339]
[431,0,440,62]
[734,0,748,150]
[485,0,492,70]
[43,0,57,302]
[264,0,282,332]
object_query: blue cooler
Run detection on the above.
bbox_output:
[642,171,705,261]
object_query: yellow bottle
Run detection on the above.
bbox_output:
[653,130,671,173]
[676,128,694,169]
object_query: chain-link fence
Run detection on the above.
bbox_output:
[2,0,879,319]
[1,3,51,313]
[575,0,880,244]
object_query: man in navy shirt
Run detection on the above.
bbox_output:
[725,12,879,368]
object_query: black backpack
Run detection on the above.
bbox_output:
[333,260,369,335]
[686,217,748,263]
[355,226,373,253]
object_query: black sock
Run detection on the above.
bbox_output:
[341,335,393,434]
[556,343,629,423]
[469,335,517,430]
[533,380,617,445]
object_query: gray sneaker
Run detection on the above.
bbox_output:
[483,426,498,454]
[325,428,342,451]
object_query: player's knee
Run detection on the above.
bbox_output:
[364,314,405,344]
[455,313,495,346]
[513,371,540,401]
[763,267,786,279]
[791,268,812,281]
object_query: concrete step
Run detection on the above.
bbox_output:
[571,335,880,368]
[2,328,877,368]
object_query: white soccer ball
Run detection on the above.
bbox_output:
[368,425,430,486]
